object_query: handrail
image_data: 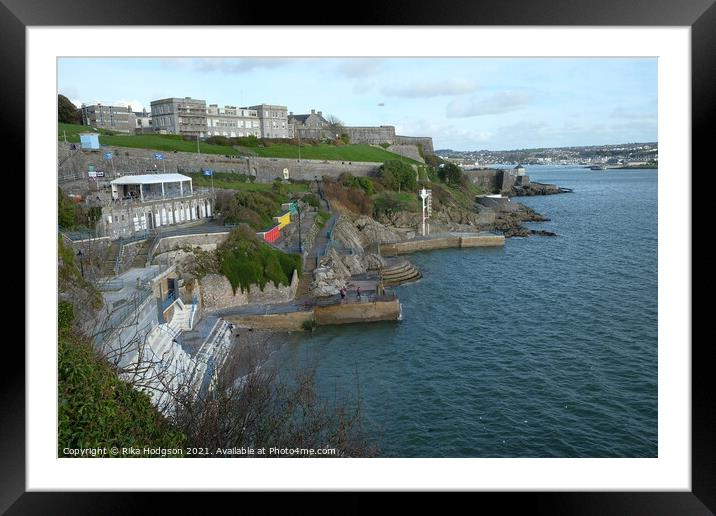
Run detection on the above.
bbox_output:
[162,290,177,311]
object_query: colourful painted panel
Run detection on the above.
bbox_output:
[273,212,291,229]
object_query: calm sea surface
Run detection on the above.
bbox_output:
[271,165,657,457]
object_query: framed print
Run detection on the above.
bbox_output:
[6,0,710,512]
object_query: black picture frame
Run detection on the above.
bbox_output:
[6,0,708,512]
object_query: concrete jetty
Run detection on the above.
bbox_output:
[379,231,505,255]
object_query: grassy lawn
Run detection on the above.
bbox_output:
[59,123,243,156]
[187,172,309,193]
[251,143,421,164]
[58,123,419,164]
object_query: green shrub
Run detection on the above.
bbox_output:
[235,135,260,147]
[378,160,417,192]
[302,193,319,208]
[217,226,301,293]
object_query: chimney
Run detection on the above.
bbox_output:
[311,109,315,114]
[318,111,322,116]
[289,111,293,116]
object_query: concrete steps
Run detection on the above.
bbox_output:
[381,261,422,286]
[100,242,121,277]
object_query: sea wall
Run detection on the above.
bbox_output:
[314,298,401,325]
[380,233,505,254]
[223,310,314,331]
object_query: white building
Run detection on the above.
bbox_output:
[206,105,261,138]
[102,174,213,239]
[110,173,194,201]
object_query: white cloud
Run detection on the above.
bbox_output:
[162,58,292,74]
[336,59,384,78]
[382,78,480,98]
[446,91,533,118]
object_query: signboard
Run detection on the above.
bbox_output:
[203,169,213,176]
[88,164,96,177]
[103,151,113,160]
[96,171,105,177]
[283,168,290,180]
[154,153,164,161]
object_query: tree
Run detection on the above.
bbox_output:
[438,162,464,186]
[324,114,345,139]
[58,94,80,124]
[379,160,417,192]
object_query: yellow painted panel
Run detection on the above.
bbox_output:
[273,212,291,229]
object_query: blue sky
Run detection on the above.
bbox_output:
[58,57,657,151]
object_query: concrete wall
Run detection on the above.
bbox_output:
[199,269,299,311]
[379,233,505,254]
[224,310,313,331]
[314,298,401,325]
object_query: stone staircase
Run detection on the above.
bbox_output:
[294,272,314,300]
[381,260,422,287]
[100,242,121,277]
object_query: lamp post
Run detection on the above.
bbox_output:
[77,249,84,278]
[292,198,302,253]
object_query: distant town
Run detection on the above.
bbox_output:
[436,142,658,168]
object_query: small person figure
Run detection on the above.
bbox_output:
[356,286,362,300]
[340,287,346,302]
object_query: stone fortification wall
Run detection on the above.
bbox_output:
[58,142,381,184]
[464,169,516,194]
[199,269,299,311]
[344,126,396,145]
[393,136,434,155]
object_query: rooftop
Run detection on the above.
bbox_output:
[110,173,192,185]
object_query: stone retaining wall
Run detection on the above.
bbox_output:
[199,269,299,311]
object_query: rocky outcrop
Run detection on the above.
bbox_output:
[509,182,572,196]
[332,214,406,251]
[309,247,386,297]
[310,248,351,297]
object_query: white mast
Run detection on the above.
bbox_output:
[419,188,432,236]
